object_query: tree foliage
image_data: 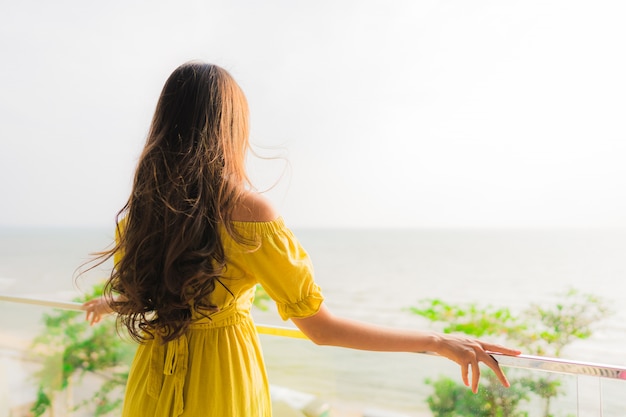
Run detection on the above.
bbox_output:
[409,289,610,417]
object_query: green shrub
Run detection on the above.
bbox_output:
[409,289,610,417]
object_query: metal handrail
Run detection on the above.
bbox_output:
[1,294,625,380]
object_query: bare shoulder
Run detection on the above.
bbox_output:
[232,192,279,222]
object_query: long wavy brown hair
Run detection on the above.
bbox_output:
[98,62,251,343]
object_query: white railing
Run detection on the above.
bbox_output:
[1,293,625,416]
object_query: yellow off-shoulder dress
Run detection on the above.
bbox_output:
[120,218,324,417]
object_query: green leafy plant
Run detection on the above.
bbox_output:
[29,283,135,416]
[409,289,610,417]
[252,284,271,311]
[426,373,531,417]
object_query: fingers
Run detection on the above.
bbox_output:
[479,342,521,388]
[89,311,100,325]
[460,354,482,394]
[482,342,522,356]
[460,363,470,388]
[482,353,511,388]
[85,308,99,326]
[467,350,513,392]
[471,360,480,394]
[82,299,103,326]
[456,340,519,393]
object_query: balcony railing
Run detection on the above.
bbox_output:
[1,294,625,417]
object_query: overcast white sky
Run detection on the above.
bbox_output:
[1,0,625,229]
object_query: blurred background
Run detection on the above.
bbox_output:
[1,0,625,230]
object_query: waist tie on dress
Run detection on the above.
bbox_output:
[147,334,189,417]
[145,304,244,416]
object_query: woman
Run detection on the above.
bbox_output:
[83,61,521,416]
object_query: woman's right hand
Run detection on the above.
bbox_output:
[82,297,114,325]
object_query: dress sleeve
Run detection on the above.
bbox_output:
[241,219,324,320]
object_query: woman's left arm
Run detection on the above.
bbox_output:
[291,303,521,393]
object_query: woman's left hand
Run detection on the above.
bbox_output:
[435,333,521,393]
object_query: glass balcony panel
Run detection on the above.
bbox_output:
[599,377,625,416]
[262,332,611,416]
[3,298,626,417]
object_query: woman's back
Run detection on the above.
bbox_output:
[121,192,323,416]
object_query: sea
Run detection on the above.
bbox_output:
[1,226,626,416]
